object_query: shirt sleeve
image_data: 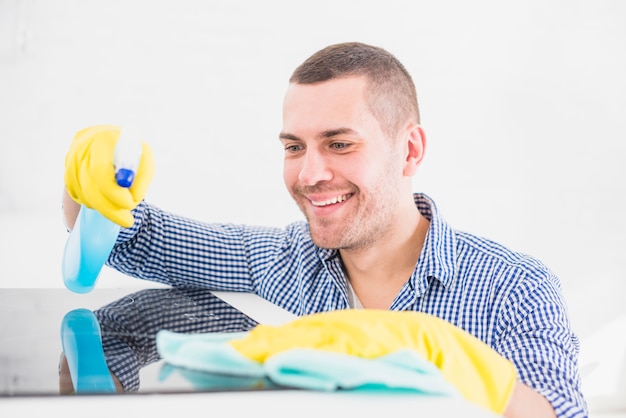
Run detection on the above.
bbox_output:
[107,201,294,290]
[495,268,588,418]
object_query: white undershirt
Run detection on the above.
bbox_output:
[346,280,364,309]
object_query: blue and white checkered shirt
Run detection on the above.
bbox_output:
[110,193,587,417]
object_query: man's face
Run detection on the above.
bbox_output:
[280,76,406,250]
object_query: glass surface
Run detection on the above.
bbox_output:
[0,287,285,397]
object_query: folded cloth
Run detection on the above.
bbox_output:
[156,330,264,377]
[157,329,457,396]
[263,348,458,394]
[156,309,516,414]
[158,363,278,391]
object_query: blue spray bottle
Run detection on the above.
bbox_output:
[62,126,143,293]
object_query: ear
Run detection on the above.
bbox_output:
[402,124,426,176]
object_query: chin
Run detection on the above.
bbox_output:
[311,237,339,250]
[309,232,341,250]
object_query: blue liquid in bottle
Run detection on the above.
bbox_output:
[62,206,121,293]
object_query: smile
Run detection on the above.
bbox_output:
[310,194,352,207]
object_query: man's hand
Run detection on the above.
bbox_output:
[229,309,517,414]
[64,125,154,228]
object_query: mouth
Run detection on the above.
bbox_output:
[310,193,353,207]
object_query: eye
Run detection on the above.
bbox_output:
[284,143,304,153]
[330,142,350,151]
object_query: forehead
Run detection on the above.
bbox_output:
[281,76,377,135]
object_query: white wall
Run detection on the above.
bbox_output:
[1,0,625,413]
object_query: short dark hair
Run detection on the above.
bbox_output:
[290,42,420,136]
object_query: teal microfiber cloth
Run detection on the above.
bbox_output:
[158,363,278,391]
[155,329,459,396]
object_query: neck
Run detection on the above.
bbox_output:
[340,203,430,309]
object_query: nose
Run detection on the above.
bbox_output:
[298,149,333,186]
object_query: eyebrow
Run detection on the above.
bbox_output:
[279,132,299,142]
[320,128,358,138]
[279,127,359,142]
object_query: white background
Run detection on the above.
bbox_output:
[0,0,625,414]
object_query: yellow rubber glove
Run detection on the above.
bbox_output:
[64,125,155,228]
[229,309,517,415]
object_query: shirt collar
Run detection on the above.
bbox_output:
[313,193,457,290]
[412,193,457,292]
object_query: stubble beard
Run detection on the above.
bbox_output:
[295,177,401,251]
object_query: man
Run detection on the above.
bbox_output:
[62,42,587,417]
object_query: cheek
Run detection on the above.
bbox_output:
[283,160,299,187]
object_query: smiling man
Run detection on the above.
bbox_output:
[62,42,587,417]
[280,74,430,309]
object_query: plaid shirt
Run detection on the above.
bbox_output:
[110,193,587,417]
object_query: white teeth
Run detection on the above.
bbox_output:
[311,194,350,207]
